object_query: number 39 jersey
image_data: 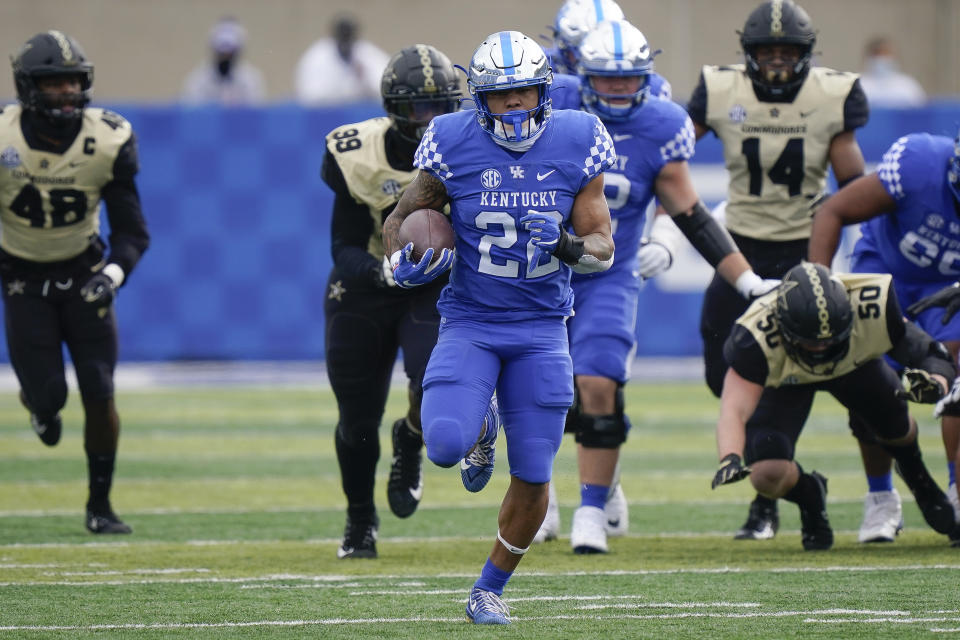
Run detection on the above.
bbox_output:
[325,117,417,261]
[0,104,134,263]
[855,133,960,284]
[692,65,867,241]
[727,272,895,386]
[414,108,616,321]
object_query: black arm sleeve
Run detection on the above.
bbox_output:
[321,149,382,286]
[843,79,870,131]
[723,324,770,386]
[887,286,958,380]
[101,134,149,278]
[686,71,708,128]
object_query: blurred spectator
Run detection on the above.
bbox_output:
[859,36,926,108]
[294,15,390,106]
[182,17,266,105]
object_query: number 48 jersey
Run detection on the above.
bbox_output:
[0,104,135,263]
[691,65,867,241]
[414,108,616,321]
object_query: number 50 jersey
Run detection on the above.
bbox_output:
[414,108,616,322]
[689,65,868,242]
[728,272,895,386]
[0,104,134,263]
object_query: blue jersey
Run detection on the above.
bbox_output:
[572,97,695,280]
[550,73,584,110]
[545,47,673,100]
[854,134,960,284]
[414,109,616,321]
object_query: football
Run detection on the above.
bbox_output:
[398,209,455,262]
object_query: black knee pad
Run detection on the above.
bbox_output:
[572,387,628,449]
[745,429,793,463]
[574,414,627,448]
[336,419,381,449]
[74,360,114,401]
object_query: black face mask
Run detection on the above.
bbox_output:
[217,58,234,78]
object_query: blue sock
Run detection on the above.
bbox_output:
[867,473,894,493]
[580,483,608,509]
[948,461,956,486]
[474,558,511,596]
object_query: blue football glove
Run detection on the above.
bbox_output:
[390,242,454,289]
[519,212,561,275]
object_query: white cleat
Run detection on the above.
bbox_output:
[858,489,904,543]
[571,505,608,554]
[604,483,628,537]
[533,481,559,543]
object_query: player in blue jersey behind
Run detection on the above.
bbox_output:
[535,18,782,554]
[383,31,779,624]
[545,0,672,101]
[810,131,960,544]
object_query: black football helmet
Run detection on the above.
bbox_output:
[739,0,816,99]
[381,44,461,144]
[12,30,93,123]
[775,262,853,374]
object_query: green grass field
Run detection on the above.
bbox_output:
[1,379,958,638]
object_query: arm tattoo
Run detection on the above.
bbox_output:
[382,171,448,255]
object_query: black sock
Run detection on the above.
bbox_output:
[334,427,379,511]
[782,466,823,510]
[753,493,777,509]
[86,453,115,511]
[881,439,924,476]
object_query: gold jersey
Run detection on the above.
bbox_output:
[0,105,133,262]
[737,272,894,386]
[700,65,859,241]
[325,117,417,260]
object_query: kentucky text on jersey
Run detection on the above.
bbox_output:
[478,190,558,208]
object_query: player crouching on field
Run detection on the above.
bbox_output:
[712,262,959,549]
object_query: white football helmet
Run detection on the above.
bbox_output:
[578,20,655,121]
[467,31,553,145]
[552,0,625,74]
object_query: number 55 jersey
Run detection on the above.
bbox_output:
[688,65,868,241]
[0,104,137,263]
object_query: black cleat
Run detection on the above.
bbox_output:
[895,462,956,534]
[734,496,779,540]
[950,527,960,548]
[799,471,833,551]
[387,419,423,519]
[337,513,378,559]
[86,507,132,534]
[20,391,61,447]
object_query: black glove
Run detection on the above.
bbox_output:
[906,282,960,324]
[711,453,750,489]
[79,272,116,306]
[900,368,946,404]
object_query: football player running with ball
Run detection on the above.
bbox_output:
[322,45,498,559]
[384,30,777,625]
[0,32,150,534]
[688,0,869,541]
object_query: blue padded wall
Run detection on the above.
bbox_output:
[0,101,956,361]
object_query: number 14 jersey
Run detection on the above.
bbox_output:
[691,65,867,241]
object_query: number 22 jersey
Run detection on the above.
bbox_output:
[414,108,616,322]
